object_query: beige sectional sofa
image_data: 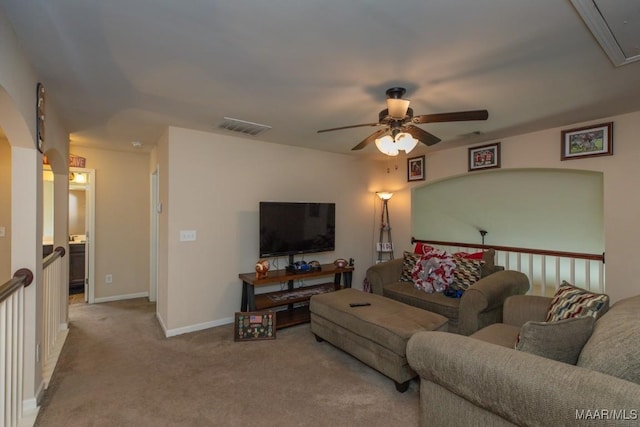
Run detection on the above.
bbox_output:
[365,252,530,335]
[406,294,640,426]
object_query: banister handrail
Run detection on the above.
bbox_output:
[411,237,605,263]
[43,245,66,269]
[0,268,34,303]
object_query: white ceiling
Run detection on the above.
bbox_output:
[2,0,640,157]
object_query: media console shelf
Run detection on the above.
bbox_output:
[238,264,354,329]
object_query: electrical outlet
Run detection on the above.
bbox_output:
[105,274,113,284]
[180,230,197,241]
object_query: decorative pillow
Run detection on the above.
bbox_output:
[400,251,422,282]
[411,249,456,293]
[516,316,595,365]
[413,242,435,255]
[451,257,484,291]
[545,281,609,322]
[453,251,484,260]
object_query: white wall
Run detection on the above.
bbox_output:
[411,169,603,253]
[157,127,374,334]
[371,111,640,303]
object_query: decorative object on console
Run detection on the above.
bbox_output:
[468,142,500,171]
[255,259,270,278]
[333,258,348,268]
[407,155,425,182]
[561,122,613,160]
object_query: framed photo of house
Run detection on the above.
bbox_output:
[407,155,425,182]
[234,311,276,341]
[561,122,613,160]
[468,142,501,171]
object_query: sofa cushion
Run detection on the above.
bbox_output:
[578,295,640,384]
[383,281,460,321]
[400,251,422,282]
[470,323,521,348]
[516,316,595,365]
[545,282,609,322]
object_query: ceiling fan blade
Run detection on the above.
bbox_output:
[352,128,388,150]
[404,125,441,146]
[317,122,381,133]
[412,109,489,124]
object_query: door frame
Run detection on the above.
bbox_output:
[69,167,96,303]
[149,166,159,302]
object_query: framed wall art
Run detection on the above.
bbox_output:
[561,122,613,160]
[469,142,501,171]
[234,311,276,341]
[407,155,425,182]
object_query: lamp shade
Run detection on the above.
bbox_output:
[375,135,399,156]
[376,192,393,200]
[395,132,418,153]
[387,98,410,118]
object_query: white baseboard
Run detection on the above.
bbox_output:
[94,291,149,303]
[159,314,234,338]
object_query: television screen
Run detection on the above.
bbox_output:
[259,202,335,258]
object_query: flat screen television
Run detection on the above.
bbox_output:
[259,202,335,259]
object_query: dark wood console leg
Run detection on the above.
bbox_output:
[395,380,410,393]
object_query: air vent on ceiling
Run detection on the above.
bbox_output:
[218,117,272,136]
[571,0,640,67]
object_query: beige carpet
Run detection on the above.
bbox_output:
[35,298,419,426]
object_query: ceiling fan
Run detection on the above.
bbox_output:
[317,87,489,155]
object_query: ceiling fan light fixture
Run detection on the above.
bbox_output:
[375,135,399,156]
[395,132,418,153]
[387,98,410,118]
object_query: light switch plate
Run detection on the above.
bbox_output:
[180,230,197,241]
[0,226,5,237]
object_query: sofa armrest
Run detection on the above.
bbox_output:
[458,270,530,335]
[407,332,640,427]
[365,258,404,295]
[503,295,552,327]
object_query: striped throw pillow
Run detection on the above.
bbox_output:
[452,257,484,291]
[545,282,609,322]
[400,251,422,282]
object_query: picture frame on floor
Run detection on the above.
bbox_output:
[468,142,501,172]
[234,311,276,341]
[561,122,613,160]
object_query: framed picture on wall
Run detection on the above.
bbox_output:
[407,155,425,182]
[468,142,501,171]
[561,122,613,160]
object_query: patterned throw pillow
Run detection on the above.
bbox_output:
[451,257,484,291]
[411,249,456,293]
[400,251,422,282]
[545,281,609,322]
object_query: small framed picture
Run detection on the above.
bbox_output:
[469,142,501,172]
[407,155,425,182]
[561,122,613,160]
[234,311,276,341]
